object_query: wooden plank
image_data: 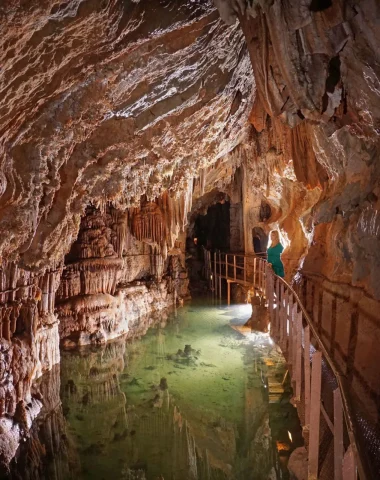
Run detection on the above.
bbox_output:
[334,389,344,480]
[253,257,257,288]
[275,278,280,340]
[244,256,246,283]
[227,280,231,306]
[304,325,311,427]
[234,256,237,280]
[308,350,322,479]
[295,310,302,400]
[342,445,357,480]
[280,283,285,347]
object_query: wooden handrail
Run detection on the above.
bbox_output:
[201,247,372,480]
[274,274,370,480]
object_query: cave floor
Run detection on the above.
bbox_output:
[10,299,303,480]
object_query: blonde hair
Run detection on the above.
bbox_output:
[269,230,280,246]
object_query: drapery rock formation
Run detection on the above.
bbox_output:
[1,0,380,473]
[56,203,187,347]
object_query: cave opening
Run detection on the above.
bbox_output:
[252,226,268,257]
[186,196,231,287]
[193,200,231,251]
[259,201,272,223]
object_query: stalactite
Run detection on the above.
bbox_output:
[130,201,166,245]
[199,168,206,196]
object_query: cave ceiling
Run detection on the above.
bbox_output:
[0,0,254,269]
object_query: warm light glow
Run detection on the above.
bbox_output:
[193,237,198,245]
[288,431,293,443]
[276,441,291,452]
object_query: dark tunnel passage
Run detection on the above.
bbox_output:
[193,201,231,251]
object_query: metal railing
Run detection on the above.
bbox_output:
[202,248,372,480]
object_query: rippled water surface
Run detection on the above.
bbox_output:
[8,299,303,480]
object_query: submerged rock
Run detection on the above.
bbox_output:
[184,345,192,356]
[159,378,168,390]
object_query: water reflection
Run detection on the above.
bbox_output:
[5,366,76,480]
[6,301,303,480]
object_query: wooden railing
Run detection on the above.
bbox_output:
[202,248,372,480]
[203,249,267,303]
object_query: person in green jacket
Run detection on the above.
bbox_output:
[267,230,285,278]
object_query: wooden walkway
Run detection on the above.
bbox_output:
[203,250,267,304]
[202,247,372,480]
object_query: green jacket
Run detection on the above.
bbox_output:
[267,243,284,277]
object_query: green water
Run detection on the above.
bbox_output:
[9,299,303,480]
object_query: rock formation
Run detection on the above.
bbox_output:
[0,0,253,465]
[1,0,380,472]
[211,0,380,428]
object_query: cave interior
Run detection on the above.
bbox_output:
[1,0,380,478]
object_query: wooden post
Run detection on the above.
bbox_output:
[292,303,298,372]
[234,255,236,280]
[308,350,322,479]
[334,389,344,480]
[244,256,246,283]
[214,252,217,293]
[258,260,261,292]
[227,280,231,306]
[267,266,274,324]
[288,299,293,366]
[282,289,288,353]
[218,252,221,279]
[253,257,257,288]
[342,445,357,480]
[295,310,302,400]
[280,283,285,347]
[287,293,293,349]
[304,325,311,427]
